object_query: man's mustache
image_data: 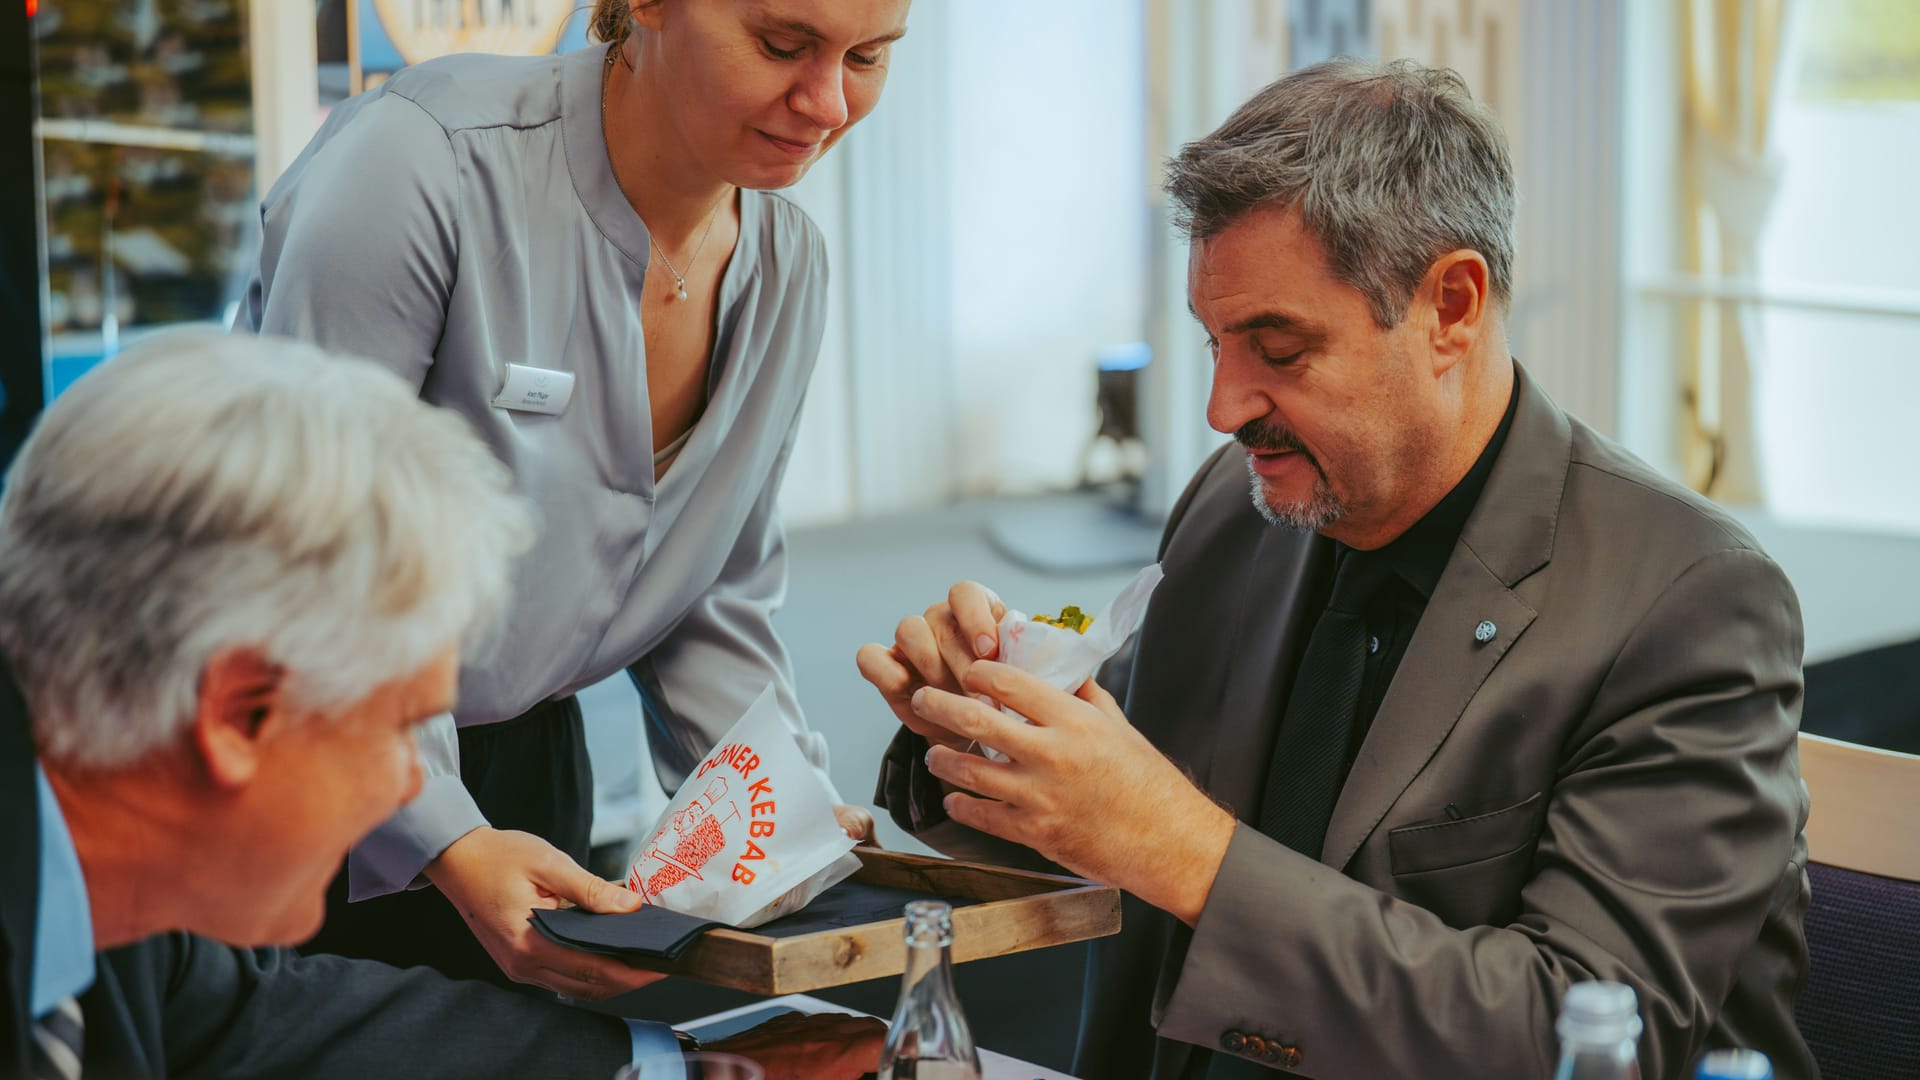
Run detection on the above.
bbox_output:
[1236,419,1313,459]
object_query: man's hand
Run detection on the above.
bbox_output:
[856,581,1007,755]
[704,1012,885,1080]
[425,827,668,1000]
[910,661,1237,926]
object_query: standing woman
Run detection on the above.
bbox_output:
[242,0,908,998]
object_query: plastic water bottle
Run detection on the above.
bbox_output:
[1554,981,1643,1080]
[1696,1049,1773,1079]
[878,900,983,1080]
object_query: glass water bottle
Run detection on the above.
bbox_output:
[878,900,983,1080]
[1553,981,1643,1080]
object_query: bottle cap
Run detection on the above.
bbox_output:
[1557,981,1643,1045]
[1696,1049,1772,1080]
[902,899,954,947]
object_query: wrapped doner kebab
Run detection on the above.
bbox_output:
[980,563,1165,762]
[625,685,860,928]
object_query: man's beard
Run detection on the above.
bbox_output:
[1237,419,1347,531]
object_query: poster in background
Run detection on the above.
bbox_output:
[354,0,592,92]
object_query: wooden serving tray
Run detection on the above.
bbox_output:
[637,848,1121,995]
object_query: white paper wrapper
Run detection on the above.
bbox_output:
[983,563,1165,761]
[624,685,859,929]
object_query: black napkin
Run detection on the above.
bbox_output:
[532,904,721,961]
[530,880,980,961]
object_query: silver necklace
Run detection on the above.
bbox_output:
[604,47,723,303]
[649,209,719,303]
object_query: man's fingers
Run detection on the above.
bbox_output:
[712,1013,886,1079]
[857,642,970,748]
[927,606,982,693]
[856,642,916,699]
[925,744,1022,804]
[894,615,960,693]
[943,791,1023,842]
[948,581,1006,659]
[910,687,1038,758]
[901,712,975,751]
[1075,675,1125,719]
[962,661,1082,728]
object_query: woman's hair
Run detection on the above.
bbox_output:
[588,0,654,47]
[0,329,535,768]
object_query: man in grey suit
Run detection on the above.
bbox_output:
[862,59,1814,1079]
[0,331,880,1079]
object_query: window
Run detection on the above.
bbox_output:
[1750,1,1920,533]
[1636,1,1920,534]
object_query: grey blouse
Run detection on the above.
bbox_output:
[243,45,835,898]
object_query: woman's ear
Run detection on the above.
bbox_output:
[192,647,287,789]
[631,0,668,33]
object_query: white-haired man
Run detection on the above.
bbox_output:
[0,330,879,1079]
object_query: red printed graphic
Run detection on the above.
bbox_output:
[634,777,741,903]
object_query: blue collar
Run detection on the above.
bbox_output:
[31,764,95,1017]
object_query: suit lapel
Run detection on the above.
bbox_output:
[1321,365,1573,870]
[1200,528,1331,819]
[1321,553,1536,868]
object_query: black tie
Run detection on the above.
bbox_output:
[1256,549,1389,859]
[31,996,84,1080]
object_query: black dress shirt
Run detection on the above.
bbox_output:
[1329,380,1520,775]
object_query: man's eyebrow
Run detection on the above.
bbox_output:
[764,17,909,46]
[1186,301,1325,338]
[1224,311,1324,336]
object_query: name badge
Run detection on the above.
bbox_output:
[492,363,575,415]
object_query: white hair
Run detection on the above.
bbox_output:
[0,328,535,768]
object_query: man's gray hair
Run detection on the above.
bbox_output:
[0,329,535,768]
[1165,57,1516,328]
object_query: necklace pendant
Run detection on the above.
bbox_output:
[676,286,688,302]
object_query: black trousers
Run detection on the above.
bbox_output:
[301,695,594,990]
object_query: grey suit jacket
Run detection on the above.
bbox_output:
[877,366,1815,1080]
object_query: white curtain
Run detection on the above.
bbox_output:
[1679,0,1799,500]
[1138,0,1290,519]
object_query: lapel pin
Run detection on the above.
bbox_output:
[1474,620,1497,644]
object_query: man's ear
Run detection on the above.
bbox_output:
[1422,249,1491,377]
[193,647,287,789]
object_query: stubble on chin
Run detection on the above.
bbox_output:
[1245,457,1345,532]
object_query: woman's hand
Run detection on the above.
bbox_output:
[833,804,878,845]
[424,827,668,1000]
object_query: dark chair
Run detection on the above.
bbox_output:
[1803,636,1920,755]
[1792,734,1920,1080]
